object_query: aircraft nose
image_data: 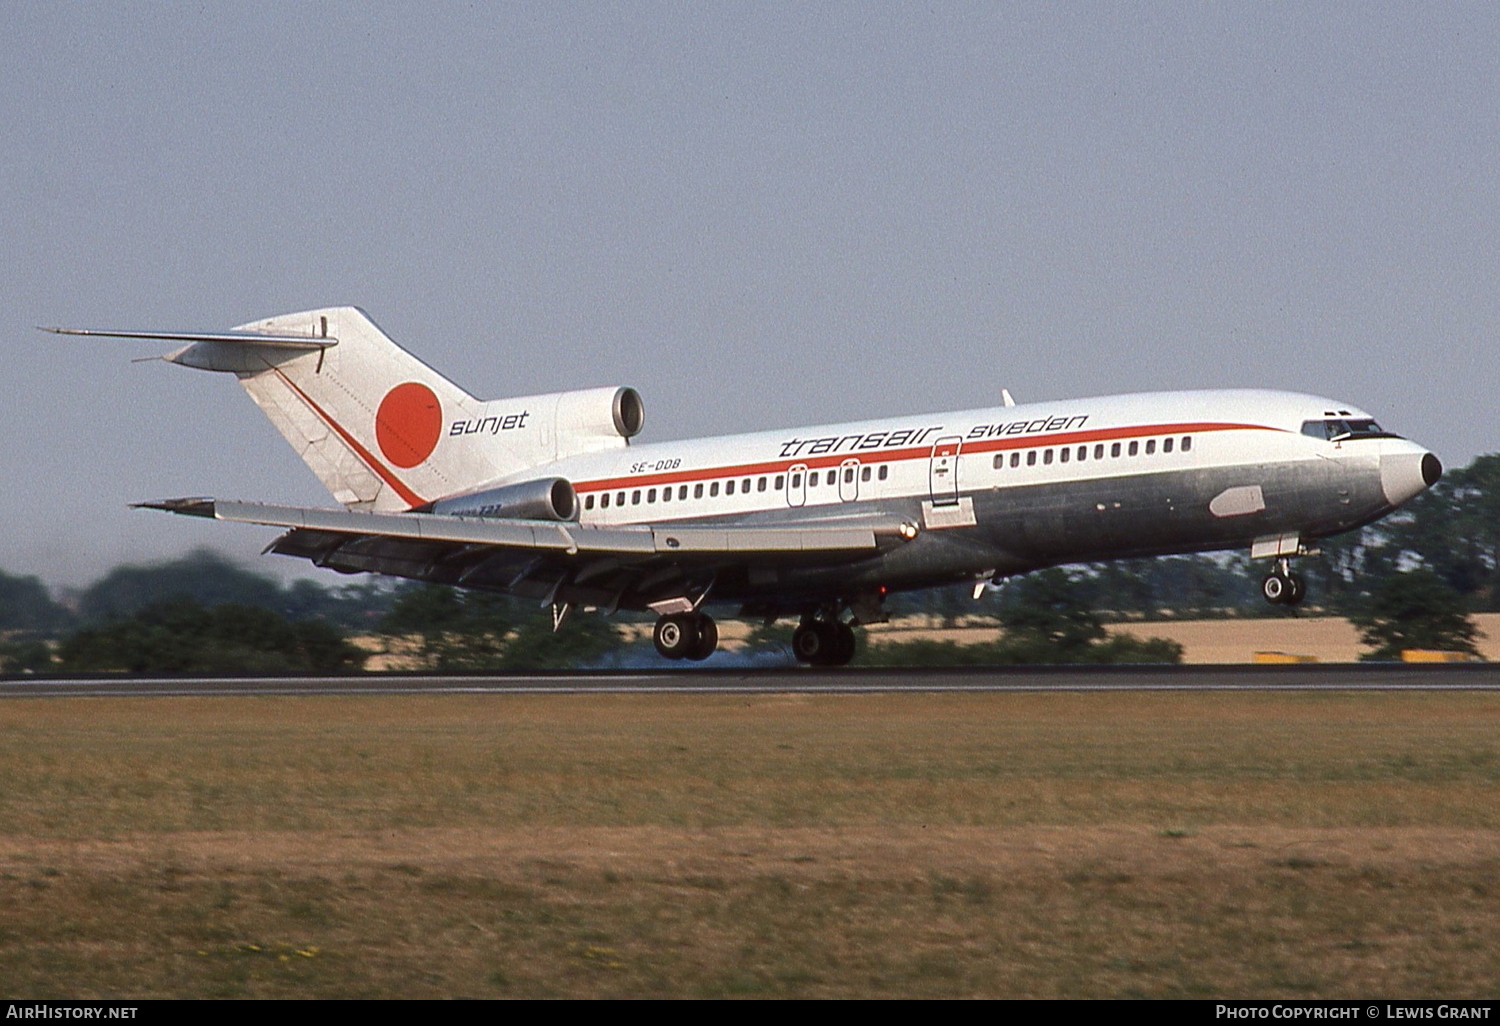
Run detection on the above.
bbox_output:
[1380,446,1442,506]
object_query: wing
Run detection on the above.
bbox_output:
[138,498,916,613]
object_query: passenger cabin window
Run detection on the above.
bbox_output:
[586,495,595,510]
[726,480,735,495]
[1181,436,1192,451]
[861,467,871,482]
[616,491,625,506]
[1077,446,1087,461]
[694,483,704,499]
[1094,444,1104,460]
[775,475,785,489]
[1043,449,1053,465]
[632,490,641,504]
[810,472,819,486]
[1145,439,1156,455]
[710,482,719,497]
[993,454,1004,470]
[1128,441,1139,456]
[791,473,802,488]
[1060,447,1069,463]
[878,465,888,480]
[1027,451,1037,466]
[648,488,656,503]
[757,477,767,492]
[1111,442,1121,457]
[1163,438,1174,453]
[601,494,610,508]
[1009,452,1019,468]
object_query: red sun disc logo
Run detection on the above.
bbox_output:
[375,382,442,468]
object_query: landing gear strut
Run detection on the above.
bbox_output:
[653,612,718,661]
[1261,558,1305,607]
[792,617,856,667]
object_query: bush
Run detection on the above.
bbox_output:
[57,599,367,673]
[1351,569,1483,661]
[380,585,625,670]
[857,568,1183,666]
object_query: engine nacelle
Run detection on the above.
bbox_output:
[429,477,578,521]
[555,386,645,442]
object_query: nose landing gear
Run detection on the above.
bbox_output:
[652,612,718,661]
[1261,557,1306,607]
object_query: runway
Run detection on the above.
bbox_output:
[3,662,1500,697]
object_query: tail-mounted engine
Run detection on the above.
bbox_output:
[555,386,644,447]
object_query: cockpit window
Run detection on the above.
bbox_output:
[1300,418,1395,441]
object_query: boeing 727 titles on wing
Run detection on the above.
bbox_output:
[49,307,1441,665]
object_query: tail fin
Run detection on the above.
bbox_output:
[58,306,645,511]
[169,307,502,510]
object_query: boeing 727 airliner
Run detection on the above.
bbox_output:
[50,306,1442,665]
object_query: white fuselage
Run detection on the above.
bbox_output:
[494,389,1429,543]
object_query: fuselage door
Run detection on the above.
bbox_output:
[786,463,808,507]
[839,458,861,502]
[929,436,962,506]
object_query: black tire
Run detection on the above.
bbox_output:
[828,622,856,666]
[1261,573,1287,605]
[793,621,853,666]
[792,622,826,664]
[1285,573,1306,607]
[686,615,718,661]
[653,614,700,660]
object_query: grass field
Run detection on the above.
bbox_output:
[1,691,1498,998]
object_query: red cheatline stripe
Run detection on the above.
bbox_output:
[574,420,1277,493]
[271,368,428,509]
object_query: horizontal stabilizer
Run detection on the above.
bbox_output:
[40,326,336,350]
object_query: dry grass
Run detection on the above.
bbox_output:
[1,692,1498,997]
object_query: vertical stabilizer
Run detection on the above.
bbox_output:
[58,306,633,511]
[220,307,511,510]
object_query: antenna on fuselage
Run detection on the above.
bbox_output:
[1001,388,1016,408]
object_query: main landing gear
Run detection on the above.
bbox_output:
[652,612,718,661]
[1261,557,1305,607]
[792,617,857,667]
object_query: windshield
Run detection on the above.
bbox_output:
[1300,418,1398,441]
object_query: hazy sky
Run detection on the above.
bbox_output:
[5,2,1497,588]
